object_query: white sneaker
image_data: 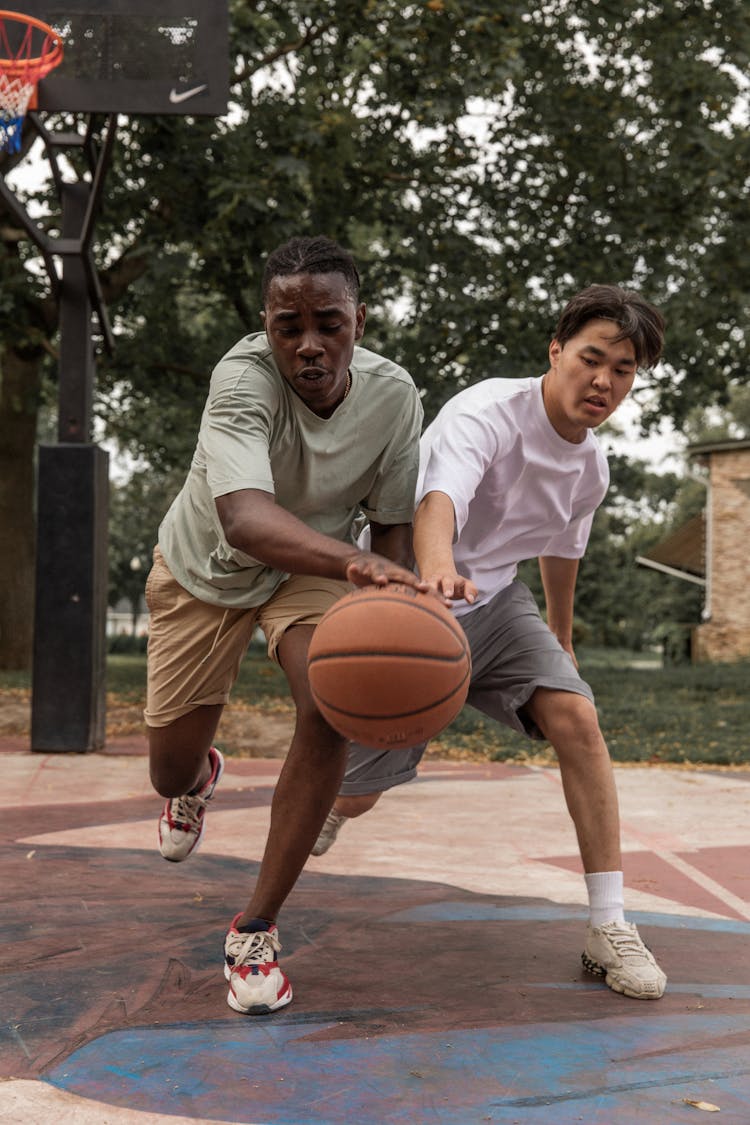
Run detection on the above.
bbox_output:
[311,809,348,856]
[582,920,667,999]
[157,746,224,862]
[224,915,293,1014]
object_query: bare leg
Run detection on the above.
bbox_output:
[333,792,383,817]
[148,703,224,796]
[530,689,669,999]
[236,625,349,925]
[524,688,622,873]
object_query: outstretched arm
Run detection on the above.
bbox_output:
[215,489,427,590]
[539,555,579,666]
[413,490,478,603]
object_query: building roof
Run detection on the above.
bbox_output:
[635,512,705,585]
[688,439,750,456]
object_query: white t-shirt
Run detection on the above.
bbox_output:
[416,376,609,615]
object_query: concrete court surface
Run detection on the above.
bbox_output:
[1,734,750,1125]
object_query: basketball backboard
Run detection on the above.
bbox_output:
[5,1,229,115]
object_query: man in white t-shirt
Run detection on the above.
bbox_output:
[314,284,669,1001]
[145,236,426,1016]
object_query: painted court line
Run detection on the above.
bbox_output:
[528,764,750,921]
[639,845,750,922]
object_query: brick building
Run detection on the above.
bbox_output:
[636,440,750,662]
[690,441,750,662]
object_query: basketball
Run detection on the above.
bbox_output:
[307,584,471,749]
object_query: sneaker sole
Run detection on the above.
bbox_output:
[210,748,226,792]
[581,951,666,1000]
[581,950,606,978]
[226,986,293,1015]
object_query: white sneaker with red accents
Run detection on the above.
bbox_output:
[157,746,224,862]
[582,920,667,999]
[224,915,293,1014]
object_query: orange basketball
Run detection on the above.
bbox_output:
[307,584,471,749]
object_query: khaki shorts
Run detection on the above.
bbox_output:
[144,546,352,728]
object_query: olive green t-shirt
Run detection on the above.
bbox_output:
[158,333,423,607]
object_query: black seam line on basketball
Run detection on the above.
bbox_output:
[314,675,471,721]
[324,596,466,631]
[309,651,468,664]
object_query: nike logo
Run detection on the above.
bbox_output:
[169,84,208,104]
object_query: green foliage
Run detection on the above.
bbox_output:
[107,633,148,654]
[4,645,748,764]
[433,652,750,766]
[100,654,146,701]
[3,0,750,670]
[587,658,750,766]
[108,468,182,611]
[654,622,693,665]
[518,450,706,651]
[682,383,750,445]
[75,0,750,453]
[102,648,292,708]
[5,0,750,443]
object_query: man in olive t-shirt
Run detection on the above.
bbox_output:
[145,235,425,1016]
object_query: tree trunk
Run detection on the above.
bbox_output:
[0,346,41,669]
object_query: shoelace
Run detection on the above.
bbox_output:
[600,923,648,959]
[226,928,282,967]
[169,791,208,831]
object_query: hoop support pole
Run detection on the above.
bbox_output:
[1,112,117,352]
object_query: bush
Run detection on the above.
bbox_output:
[108,633,148,654]
[654,623,693,665]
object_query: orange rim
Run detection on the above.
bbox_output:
[0,10,64,75]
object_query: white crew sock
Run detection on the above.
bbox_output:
[585,871,625,927]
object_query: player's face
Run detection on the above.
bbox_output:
[262,272,366,418]
[543,319,637,443]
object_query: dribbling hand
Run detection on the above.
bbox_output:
[421,570,478,604]
[344,552,430,592]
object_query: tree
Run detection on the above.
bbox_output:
[108,469,184,630]
[519,449,706,651]
[575,461,705,651]
[1,0,748,667]
[681,382,750,445]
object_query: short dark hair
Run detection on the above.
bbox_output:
[262,235,361,304]
[554,284,665,369]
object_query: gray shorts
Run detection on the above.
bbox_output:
[339,580,595,796]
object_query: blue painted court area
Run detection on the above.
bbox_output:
[40,909,750,1122]
[4,752,750,1123]
[44,1008,750,1123]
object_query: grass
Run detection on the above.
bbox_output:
[585,660,750,767]
[430,650,750,767]
[102,648,293,712]
[0,669,32,692]
[3,647,749,766]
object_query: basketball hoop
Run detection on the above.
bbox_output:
[0,9,63,154]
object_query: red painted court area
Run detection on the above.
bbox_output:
[2,738,750,1124]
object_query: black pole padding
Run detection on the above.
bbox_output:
[31,443,109,752]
